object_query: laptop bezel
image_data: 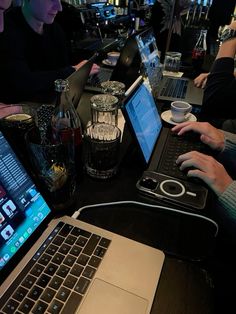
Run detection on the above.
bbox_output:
[121,77,165,168]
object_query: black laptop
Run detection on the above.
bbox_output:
[85,33,141,93]
[121,77,211,210]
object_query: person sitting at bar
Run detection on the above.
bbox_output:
[0,0,99,104]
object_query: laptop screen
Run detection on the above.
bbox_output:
[135,28,162,95]
[123,82,162,163]
[0,131,51,270]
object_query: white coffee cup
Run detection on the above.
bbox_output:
[107,51,120,65]
[170,101,192,123]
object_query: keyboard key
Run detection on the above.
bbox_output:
[71,227,91,238]
[99,237,111,248]
[44,263,58,276]
[32,300,48,314]
[88,255,102,268]
[82,266,96,279]
[82,234,101,255]
[2,299,19,314]
[76,236,88,247]
[22,275,37,289]
[77,254,89,266]
[41,287,56,303]
[94,246,107,258]
[48,299,63,314]
[28,286,43,301]
[74,277,90,295]
[65,235,77,245]
[30,264,44,277]
[58,243,71,255]
[12,286,28,302]
[70,264,83,277]
[56,286,70,302]
[60,292,83,314]
[49,275,63,290]
[36,274,51,288]
[38,253,52,266]
[51,253,65,265]
[63,254,76,267]
[59,224,73,237]
[18,298,34,313]
[56,265,70,278]
[69,245,82,257]
[63,274,77,289]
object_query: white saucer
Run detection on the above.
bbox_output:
[102,59,117,67]
[161,110,197,125]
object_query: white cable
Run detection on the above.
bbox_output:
[72,200,219,236]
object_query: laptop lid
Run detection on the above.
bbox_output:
[66,53,98,109]
[109,33,141,89]
[122,77,162,165]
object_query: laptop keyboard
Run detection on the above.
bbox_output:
[1,222,111,314]
[160,78,188,99]
[86,68,113,88]
[158,132,210,180]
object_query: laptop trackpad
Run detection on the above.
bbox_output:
[78,278,148,314]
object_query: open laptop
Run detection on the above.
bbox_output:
[0,130,164,313]
[135,28,204,106]
[121,77,210,211]
[85,33,141,93]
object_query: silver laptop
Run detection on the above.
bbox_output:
[135,28,204,106]
[0,130,164,314]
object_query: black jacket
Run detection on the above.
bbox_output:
[0,7,75,104]
[201,57,236,121]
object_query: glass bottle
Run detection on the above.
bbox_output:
[51,79,83,175]
[192,29,207,74]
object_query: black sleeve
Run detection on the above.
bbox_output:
[0,20,75,104]
[201,57,236,119]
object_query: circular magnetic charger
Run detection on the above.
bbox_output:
[160,179,185,197]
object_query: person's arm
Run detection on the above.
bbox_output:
[216,20,236,59]
[176,151,233,196]
[172,121,233,195]
[194,72,209,88]
[201,21,236,116]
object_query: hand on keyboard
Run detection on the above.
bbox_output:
[172,121,225,151]
[175,150,233,196]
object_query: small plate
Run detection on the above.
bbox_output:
[161,110,197,125]
[102,59,117,67]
